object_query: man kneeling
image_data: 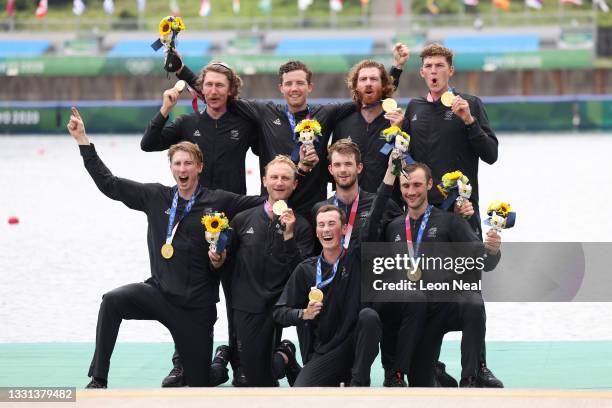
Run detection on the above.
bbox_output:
[67,108,262,388]
[273,205,382,386]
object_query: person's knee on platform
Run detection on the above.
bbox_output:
[274,339,301,387]
[99,287,131,316]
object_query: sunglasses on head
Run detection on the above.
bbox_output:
[209,61,231,71]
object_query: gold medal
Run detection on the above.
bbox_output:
[381,98,398,113]
[174,80,186,93]
[441,91,456,108]
[309,287,324,302]
[407,266,422,282]
[272,200,288,216]
[161,243,174,259]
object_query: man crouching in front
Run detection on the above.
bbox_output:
[273,205,382,386]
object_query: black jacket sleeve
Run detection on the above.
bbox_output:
[321,101,356,127]
[80,144,154,212]
[229,99,268,123]
[141,112,185,151]
[273,263,309,327]
[224,192,266,219]
[284,218,315,269]
[465,96,498,165]
[364,182,395,242]
[176,64,199,90]
[390,66,403,89]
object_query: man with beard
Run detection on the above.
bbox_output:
[404,43,501,388]
[312,142,425,387]
[142,61,258,387]
[173,45,410,220]
[312,139,402,252]
[332,59,407,197]
[214,155,314,386]
[67,108,263,388]
[376,161,501,387]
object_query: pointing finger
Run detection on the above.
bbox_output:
[71,107,82,120]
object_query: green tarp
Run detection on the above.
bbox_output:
[2,98,610,134]
[0,50,594,77]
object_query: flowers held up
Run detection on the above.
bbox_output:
[379,126,414,176]
[151,15,186,72]
[292,118,323,166]
[436,170,472,210]
[485,201,516,232]
[156,15,185,49]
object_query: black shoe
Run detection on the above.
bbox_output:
[476,365,504,388]
[231,366,248,387]
[212,345,231,366]
[85,377,107,389]
[460,376,478,387]
[275,339,301,386]
[435,361,458,387]
[209,345,231,386]
[161,366,186,388]
[383,369,407,387]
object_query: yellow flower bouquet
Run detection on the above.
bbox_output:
[294,118,322,136]
[379,126,414,176]
[292,118,322,166]
[201,212,231,253]
[151,15,186,52]
[436,170,471,210]
[485,201,516,231]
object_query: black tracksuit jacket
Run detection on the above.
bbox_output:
[229,204,314,313]
[404,92,498,209]
[141,109,259,195]
[80,144,264,308]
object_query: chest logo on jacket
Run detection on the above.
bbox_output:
[164,208,171,215]
[193,129,201,137]
[273,118,282,126]
[426,227,437,238]
[230,129,240,140]
[245,227,255,234]
[394,234,401,242]
[411,114,417,122]
[340,266,348,279]
[444,111,454,121]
